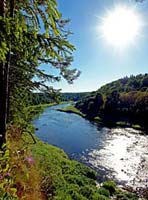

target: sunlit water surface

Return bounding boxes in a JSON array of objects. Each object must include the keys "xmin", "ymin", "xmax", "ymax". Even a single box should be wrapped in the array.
[{"xmin": 33, "ymin": 104, "xmax": 148, "ymax": 189}]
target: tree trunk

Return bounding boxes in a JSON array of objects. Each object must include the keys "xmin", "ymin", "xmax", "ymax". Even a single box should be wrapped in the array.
[
  {"xmin": 0, "ymin": 62, "xmax": 7, "ymax": 148},
  {"xmin": 6, "ymin": 0, "xmax": 14, "ymax": 123},
  {"xmin": 0, "ymin": 0, "xmax": 13, "ymax": 148},
  {"xmin": 0, "ymin": 0, "xmax": 6, "ymax": 148}
]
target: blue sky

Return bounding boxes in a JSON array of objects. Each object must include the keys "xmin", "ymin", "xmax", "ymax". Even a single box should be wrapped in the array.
[{"xmin": 47, "ymin": 0, "xmax": 148, "ymax": 92}]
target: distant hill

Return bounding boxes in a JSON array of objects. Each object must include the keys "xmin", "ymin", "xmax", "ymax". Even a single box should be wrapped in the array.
[
  {"xmin": 61, "ymin": 92, "xmax": 89, "ymax": 102},
  {"xmin": 75, "ymin": 74, "xmax": 148, "ymax": 130},
  {"xmin": 30, "ymin": 92, "xmax": 89, "ymax": 105},
  {"xmin": 98, "ymin": 73, "xmax": 148, "ymax": 94}
]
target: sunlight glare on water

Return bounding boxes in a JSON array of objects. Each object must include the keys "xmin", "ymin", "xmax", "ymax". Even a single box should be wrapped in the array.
[{"xmin": 86, "ymin": 128, "xmax": 148, "ymax": 188}]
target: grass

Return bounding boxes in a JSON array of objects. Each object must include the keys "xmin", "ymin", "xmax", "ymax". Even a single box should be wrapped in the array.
[
  {"xmin": 94, "ymin": 116, "xmax": 103, "ymax": 124},
  {"xmin": 57, "ymin": 105, "xmax": 84, "ymax": 117},
  {"xmin": 31, "ymin": 139, "xmax": 98, "ymax": 199},
  {"xmin": 131, "ymin": 124, "xmax": 141, "ymax": 130},
  {"xmin": 28, "ymin": 101, "xmax": 68, "ymax": 110},
  {"xmin": 0, "ymin": 124, "xmax": 99, "ymax": 200},
  {"xmin": 0, "ymin": 124, "xmax": 142, "ymax": 199},
  {"xmin": 30, "ymin": 136, "xmax": 141, "ymax": 200},
  {"xmin": 116, "ymin": 121, "xmax": 142, "ymax": 130},
  {"xmin": 116, "ymin": 121, "xmax": 129, "ymax": 126},
  {"xmin": 26, "ymin": 102, "xmax": 67, "ymax": 121},
  {"xmin": 28, "ymin": 103, "xmax": 57, "ymax": 108},
  {"xmin": 0, "ymin": 125, "xmax": 46, "ymax": 200}
]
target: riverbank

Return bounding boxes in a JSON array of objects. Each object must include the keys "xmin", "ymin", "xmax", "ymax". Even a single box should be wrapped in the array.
[
  {"xmin": 3, "ymin": 125, "xmax": 141, "ymax": 200},
  {"xmin": 32, "ymin": 132, "xmax": 148, "ymax": 199},
  {"xmin": 57, "ymin": 105, "xmax": 85, "ymax": 117},
  {"xmin": 27, "ymin": 102, "xmax": 68, "ymax": 121},
  {"xmin": 32, "ymin": 137, "xmax": 147, "ymax": 199},
  {"xmin": 58, "ymin": 105, "xmax": 145, "ymax": 131},
  {"xmin": 1, "ymin": 103, "xmax": 145, "ymax": 199}
]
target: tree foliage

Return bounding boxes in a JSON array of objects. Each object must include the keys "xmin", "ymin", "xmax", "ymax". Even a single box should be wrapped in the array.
[
  {"xmin": 76, "ymin": 74, "xmax": 148, "ymax": 129},
  {"xmin": 0, "ymin": 0, "xmax": 80, "ymax": 147}
]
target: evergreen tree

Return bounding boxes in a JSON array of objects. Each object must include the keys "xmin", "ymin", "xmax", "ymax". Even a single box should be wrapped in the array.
[{"xmin": 0, "ymin": 0, "xmax": 80, "ymax": 148}]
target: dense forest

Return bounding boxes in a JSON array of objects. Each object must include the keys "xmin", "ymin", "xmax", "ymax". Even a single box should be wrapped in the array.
[
  {"xmin": 75, "ymin": 74, "xmax": 148, "ymax": 129},
  {"xmin": 30, "ymin": 92, "xmax": 60, "ymax": 105},
  {"xmin": 99, "ymin": 74, "xmax": 148, "ymax": 94},
  {"xmin": 30, "ymin": 92, "xmax": 89, "ymax": 105},
  {"xmin": 60, "ymin": 92, "xmax": 89, "ymax": 102}
]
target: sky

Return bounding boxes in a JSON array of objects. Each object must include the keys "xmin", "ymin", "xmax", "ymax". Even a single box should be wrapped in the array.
[{"xmin": 45, "ymin": 0, "xmax": 148, "ymax": 92}]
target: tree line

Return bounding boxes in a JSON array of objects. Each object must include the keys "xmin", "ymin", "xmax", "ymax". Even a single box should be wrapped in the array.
[{"xmin": 75, "ymin": 74, "xmax": 148, "ymax": 129}]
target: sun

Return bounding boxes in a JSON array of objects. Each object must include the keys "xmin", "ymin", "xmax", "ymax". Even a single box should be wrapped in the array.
[{"xmin": 99, "ymin": 6, "xmax": 143, "ymax": 50}]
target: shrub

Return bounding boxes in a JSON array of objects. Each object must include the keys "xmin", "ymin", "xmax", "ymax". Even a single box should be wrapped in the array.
[
  {"xmin": 80, "ymin": 186, "xmax": 95, "ymax": 198},
  {"xmin": 86, "ymin": 170, "xmax": 97, "ymax": 180},
  {"xmin": 116, "ymin": 191, "xmax": 138, "ymax": 200},
  {"xmin": 97, "ymin": 187, "xmax": 110, "ymax": 197},
  {"xmin": 102, "ymin": 181, "xmax": 116, "ymax": 195},
  {"xmin": 91, "ymin": 193, "xmax": 109, "ymax": 200},
  {"xmin": 64, "ymin": 175, "xmax": 85, "ymax": 186}
]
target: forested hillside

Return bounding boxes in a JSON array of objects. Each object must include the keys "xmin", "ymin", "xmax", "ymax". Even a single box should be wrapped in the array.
[
  {"xmin": 76, "ymin": 74, "xmax": 148, "ymax": 129},
  {"xmin": 99, "ymin": 74, "xmax": 148, "ymax": 94}
]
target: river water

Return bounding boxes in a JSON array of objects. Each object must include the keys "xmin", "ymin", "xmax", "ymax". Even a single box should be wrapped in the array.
[{"xmin": 33, "ymin": 104, "xmax": 148, "ymax": 189}]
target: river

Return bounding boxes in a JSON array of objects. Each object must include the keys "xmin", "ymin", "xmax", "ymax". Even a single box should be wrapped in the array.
[{"xmin": 33, "ymin": 103, "xmax": 148, "ymax": 190}]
